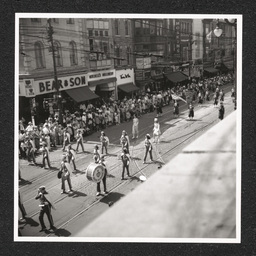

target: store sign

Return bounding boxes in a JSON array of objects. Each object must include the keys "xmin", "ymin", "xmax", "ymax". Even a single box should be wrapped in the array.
[
  {"xmin": 33, "ymin": 75, "xmax": 87, "ymax": 95},
  {"xmin": 136, "ymin": 57, "xmax": 151, "ymax": 69},
  {"xmin": 135, "ymin": 70, "xmax": 144, "ymax": 81},
  {"xmin": 19, "ymin": 79, "xmax": 36, "ymax": 97},
  {"xmin": 87, "ymin": 69, "xmax": 115, "ymax": 82},
  {"xmin": 116, "ymin": 69, "xmax": 134, "ymax": 85}
]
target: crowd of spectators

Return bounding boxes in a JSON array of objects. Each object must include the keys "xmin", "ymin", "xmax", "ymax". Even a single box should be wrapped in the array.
[{"xmin": 18, "ymin": 73, "xmax": 234, "ymax": 160}]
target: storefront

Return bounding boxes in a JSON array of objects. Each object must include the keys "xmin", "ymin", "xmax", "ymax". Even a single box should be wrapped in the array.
[
  {"xmin": 19, "ymin": 73, "xmax": 99, "ymax": 123},
  {"xmin": 164, "ymin": 71, "xmax": 189, "ymax": 88},
  {"xmin": 87, "ymin": 69, "xmax": 116, "ymax": 102},
  {"xmin": 116, "ymin": 68, "xmax": 138, "ymax": 100}
]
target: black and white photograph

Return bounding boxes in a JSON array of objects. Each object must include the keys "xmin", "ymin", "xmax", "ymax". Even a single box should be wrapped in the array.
[{"xmin": 15, "ymin": 13, "xmax": 242, "ymax": 242}]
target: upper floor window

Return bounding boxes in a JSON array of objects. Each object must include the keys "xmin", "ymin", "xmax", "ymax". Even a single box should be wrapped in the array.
[
  {"xmin": 125, "ymin": 20, "xmax": 129, "ymax": 35},
  {"xmin": 156, "ymin": 21, "xmax": 163, "ymax": 36},
  {"xmin": 31, "ymin": 18, "xmax": 41, "ymax": 23},
  {"xmin": 34, "ymin": 41, "xmax": 45, "ymax": 69},
  {"xmin": 69, "ymin": 41, "xmax": 78, "ymax": 66},
  {"xmin": 115, "ymin": 20, "xmax": 119, "ymax": 35},
  {"xmin": 67, "ymin": 18, "xmax": 74, "ymax": 24},
  {"xmin": 53, "ymin": 41, "xmax": 62, "ymax": 67}
]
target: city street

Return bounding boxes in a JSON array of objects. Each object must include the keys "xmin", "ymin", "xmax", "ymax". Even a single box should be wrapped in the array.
[{"xmin": 18, "ymin": 83, "xmax": 235, "ymax": 237}]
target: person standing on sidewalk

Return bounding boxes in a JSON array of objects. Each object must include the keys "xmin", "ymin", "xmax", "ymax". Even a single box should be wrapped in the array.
[
  {"xmin": 75, "ymin": 129, "xmax": 85, "ymax": 153},
  {"xmin": 188, "ymin": 103, "xmax": 194, "ymax": 120},
  {"xmin": 173, "ymin": 100, "xmax": 179, "ymax": 118},
  {"xmin": 219, "ymin": 102, "xmax": 225, "ymax": 120},
  {"xmin": 96, "ymin": 156, "xmax": 108, "ymax": 196},
  {"xmin": 153, "ymin": 118, "xmax": 161, "ymax": 144},
  {"xmin": 100, "ymin": 131, "xmax": 109, "ymax": 155},
  {"xmin": 121, "ymin": 148, "xmax": 130, "ymax": 180},
  {"xmin": 41, "ymin": 142, "xmax": 52, "ymax": 169},
  {"xmin": 60, "ymin": 158, "xmax": 73, "ymax": 194},
  {"xmin": 35, "ymin": 186, "xmax": 56, "ymax": 232},
  {"xmin": 132, "ymin": 114, "xmax": 139, "ymax": 139},
  {"xmin": 143, "ymin": 134, "xmax": 153, "ymax": 164}
]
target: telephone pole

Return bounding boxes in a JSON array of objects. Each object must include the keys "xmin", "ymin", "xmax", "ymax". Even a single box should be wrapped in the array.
[{"xmin": 47, "ymin": 18, "xmax": 63, "ymax": 124}]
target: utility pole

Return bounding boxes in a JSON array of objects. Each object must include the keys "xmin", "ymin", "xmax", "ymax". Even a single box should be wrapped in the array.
[{"xmin": 47, "ymin": 18, "xmax": 63, "ymax": 124}]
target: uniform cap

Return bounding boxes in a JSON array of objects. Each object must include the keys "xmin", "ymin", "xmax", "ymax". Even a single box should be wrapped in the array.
[{"xmin": 39, "ymin": 186, "xmax": 45, "ymax": 190}]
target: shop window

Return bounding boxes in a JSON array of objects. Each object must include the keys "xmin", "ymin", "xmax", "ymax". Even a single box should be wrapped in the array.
[
  {"xmin": 104, "ymin": 30, "xmax": 108, "ymax": 36},
  {"xmin": 94, "ymin": 20, "xmax": 99, "ymax": 29},
  {"xmin": 67, "ymin": 18, "xmax": 74, "ymax": 24},
  {"xmin": 53, "ymin": 41, "xmax": 62, "ymax": 67},
  {"xmin": 69, "ymin": 41, "xmax": 78, "ymax": 66},
  {"xmin": 34, "ymin": 41, "xmax": 45, "ymax": 69}
]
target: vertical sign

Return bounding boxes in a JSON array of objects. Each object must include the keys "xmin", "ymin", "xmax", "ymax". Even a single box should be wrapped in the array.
[{"xmin": 175, "ymin": 20, "xmax": 180, "ymax": 59}]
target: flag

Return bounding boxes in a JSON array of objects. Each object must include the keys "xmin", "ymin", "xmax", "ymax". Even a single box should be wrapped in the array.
[
  {"xmin": 206, "ymin": 31, "xmax": 213, "ymax": 43},
  {"xmin": 171, "ymin": 94, "xmax": 187, "ymax": 103}
]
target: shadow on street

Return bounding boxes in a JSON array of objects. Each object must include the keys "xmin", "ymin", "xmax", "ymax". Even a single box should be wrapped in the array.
[{"xmin": 99, "ymin": 192, "xmax": 125, "ymax": 207}]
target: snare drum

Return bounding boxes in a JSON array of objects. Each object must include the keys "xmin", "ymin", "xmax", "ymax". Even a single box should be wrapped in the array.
[{"xmin": 86, "ymin": 163, "xmax": 105, "ymax": 183}]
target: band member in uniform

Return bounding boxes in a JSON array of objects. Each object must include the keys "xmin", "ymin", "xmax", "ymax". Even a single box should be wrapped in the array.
[
  {"xmin": 66, "ymin": 144, "xmax": 77, "ymax": 172},
  {"xmin": 75, "ymin": 129, "xmax": 85, "ymax": 153},
  {"xmin": 60, "ymin": 157, "xmax": 73, "ymax": 194},
  {"xmin": 19, "ymin": 190, "xmax": 26, "ymax": 221},
  {"xmin": 153, "ymin": 118, "xmax": 161, "ymax": 144},
  {"xmin": 93, "ymin": 144, "xmax": 100, "ymax": 163},
  {"xmin": 25, "ymin": 136, "xmax": 36, "ymax": 165},
  {"xmin": 188, "ymin": 103, "xmax": 194, "ymax": 120},
  {"xmin": 100, "ymin": 131, "xmax": 109, "ymax": 155},
  {"xmin": 41, "ymin": 142, "xmax": 52, "ymax": 169},
  {"xmin": 143, "ymin": 134, "xmax": 153, "ymax": 164},
  {"xmin": 132, "ymin": 114, "xmax": 139, "ymax": 139},
  {"xmin": 62, "ymin": 128, "xmax": 70, "ymax": 152},
  {"xmin": 121, "ymin": 148, "xmax": 131, "ymax": 180},
  {"xmin": 219, "ymin": 102, "xmax": 225, "ymax": 120},
  {"xmin": 35, "ymin": 186, "xmax": 56, "ymax": 231},
  {"xmin": 96, "ymin": 155, "xmax": 108, "ymax": 196},
  {"xmin": 120, "ymin": 130, "xmax": 130, "ymax": 153}
]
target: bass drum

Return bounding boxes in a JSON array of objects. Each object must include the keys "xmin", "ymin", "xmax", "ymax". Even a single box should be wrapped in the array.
[{"xmin": 86, "ymin": 163, "xmax": 105, "ymax": 183}]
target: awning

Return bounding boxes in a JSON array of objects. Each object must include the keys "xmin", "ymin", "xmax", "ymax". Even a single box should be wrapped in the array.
[
  {"xmin": 203, "ymin": 67, "xmax": 219, "ymax": 74},
  {"xmin": 99, "ymin": 83, "xmax": 115, "ymax": 91},
  {"xmin": 66, "ymin": 86, "xmax": 99, "ymax": 103},
  {"xmin": 88, "ymin": 77, "xmax": 116, "ymax": 87},
  {"xmin": 165, "ymin": 72, "xmax": 189, "ymax": 83},
  {"xmin": 118, "ymin": 83, "xmax": 139, "ymax": 93}
]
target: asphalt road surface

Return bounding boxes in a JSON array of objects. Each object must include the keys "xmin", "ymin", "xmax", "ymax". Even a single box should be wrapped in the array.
[{"xmin": 18, "ymin": 83, "xmax": 235, "ymax": 237}]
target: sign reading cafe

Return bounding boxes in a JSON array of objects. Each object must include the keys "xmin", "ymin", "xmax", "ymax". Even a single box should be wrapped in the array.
[{"xmin": 27, "ymin": 75, "xmax": 87, "ymax": 96}]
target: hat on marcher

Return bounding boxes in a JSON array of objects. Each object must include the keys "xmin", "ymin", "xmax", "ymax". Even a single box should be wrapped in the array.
[
  {"xmin": 154, "ymin": 118, "xmax": 158, "ymax": 122},
  {"xmin": 39, "ymin": 186, "xmax": 46, "ymax": 191},
  {"xmin": 28, "ymin": 122, "xmax": 32, "ymax": 125},
  {"xmin": 146, "ymin": 134, "xmax": 151, "ymax": 139}
]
